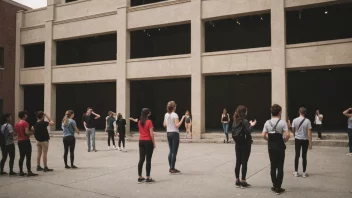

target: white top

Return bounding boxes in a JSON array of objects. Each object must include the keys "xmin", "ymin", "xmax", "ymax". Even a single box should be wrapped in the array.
[
  {"xmin": 315, "ymin": 114, "xmax": 323, "ymax": 125},
  {"xmin": 164, "ymin": 112, "xmax": 179, "ymax": 133}
]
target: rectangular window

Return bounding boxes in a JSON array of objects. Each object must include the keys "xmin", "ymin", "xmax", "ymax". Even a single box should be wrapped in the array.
[{"xmin": 0, "ymin": 47, "xmax": 4, "ymax": 69}]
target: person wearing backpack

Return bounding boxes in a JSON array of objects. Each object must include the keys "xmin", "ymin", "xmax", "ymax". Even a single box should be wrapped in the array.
[
  {"xmin": 262, "ymin": 104, "xmax": 290, "ymax": 195},
  {"xmin": 232, "ymin": 105, "xmax": 257, "ymax": 188},
  {"xmin": 0, "ymin": 113, "xmax": 17, "ymax": 175},
  {"xmin": 292, "ymin": 107, "xmax": 312, "ymax": 178}
]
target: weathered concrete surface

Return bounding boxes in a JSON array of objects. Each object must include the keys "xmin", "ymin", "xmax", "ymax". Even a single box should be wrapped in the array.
[{"xmin": 0, "ymin": 139, "xmax": 351, "ymax": 198}]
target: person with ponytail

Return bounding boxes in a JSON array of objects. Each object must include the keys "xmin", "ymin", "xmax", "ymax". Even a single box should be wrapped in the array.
[
  {"xmin": 232, "ymin": 105, "xmax": 257, "ymax": 188},
  {"xmin": 62, "ymin": 110, "xmax": 80, "ymax": 169},
  {"xmin": 131, "ymin": 108, "xmax": 155, "ymax": 183}
]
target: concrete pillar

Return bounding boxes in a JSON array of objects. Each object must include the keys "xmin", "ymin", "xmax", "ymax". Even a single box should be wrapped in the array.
[
  {"xmin": 191, "ymin": 0, "xmax": 205, "ymax": 139},
  {"xmin": 116, "ymin": 1, "xmax": 131, "ymax": 135},
  {"xmin": 44, "ymin": 4, "xmax": 56, "ymax": 130},
  {"xmin": 47, "ymin": 0, "xmax": 62, "ymax": 5},
  {"xmin": 271, "ymin": 0, "xmax": 287, "ymax": 120},
  {"xmin": 14, "ymin": 10, "xmax": 24, "ymax": 123}
]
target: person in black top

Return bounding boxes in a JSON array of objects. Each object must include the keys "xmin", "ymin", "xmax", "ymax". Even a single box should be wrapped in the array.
[
  {"xmin": 116, "ymin": 113, "xmax": 127, "ymax": 151},
  {"xmin": 105, "ymin": 111, "xmax": 117, "ymax": 150},
  {"xmin": 32, "ymin": 111, "xmax": 54, "ymax": 172},
  {"xmin": 221, "ymin": 108, "xmax": 230, "ymax": 143},
  {"xmin": 232, "ymin": 105, "xmax": 257, "ymax": 188},
  {"xmin": 82, "ymin": 107, "xmax": 100, "ymax": 152}
]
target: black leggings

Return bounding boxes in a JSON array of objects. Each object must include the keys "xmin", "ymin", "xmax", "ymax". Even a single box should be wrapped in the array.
[
  {"xmin": 295, "ymin": 139, "xmax": 309, "ymax": 172},
  {"xmin": 63, "ymin": 136, "xmax": 76, "ymax": 166},
  {"xmin": 316, "ymin": 124, "xmax": 322, "ymax": 139},
  {"xmin": 269, "ymin": 148, "xmax": 285, "ymax": 189},
  {"xmin": 1, "ymin": 144, "xmax": 15, "ymax": 173},
  {"xmin": 18, "ymin": 140, "xmax": 32, "ymax": 173},
  {"xmin": 118, "ymin": 135, "xmax": 125, "ymax": 148},
  {"xmin": 235, "ymin": 145, "xmax": 251, "ymax": 180},
  {"xmin": 138, "ymin": 140, "xmax": 154, "ymax": 177},
  {"xmin": 107, "ymin": 130, "xmax": 115, "ymax": 146}
]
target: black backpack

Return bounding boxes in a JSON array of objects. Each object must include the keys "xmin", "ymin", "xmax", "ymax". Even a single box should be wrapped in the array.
[{"xmin": 0, "ymin": 124, "xmax": 8, "ymax": 146}]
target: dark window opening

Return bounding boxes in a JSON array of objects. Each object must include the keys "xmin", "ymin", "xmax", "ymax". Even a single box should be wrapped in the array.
[
  {"xmin": 130, "ymin": 24, "xmax": 191, "ymax": 59},
  {"xmin": 130, "ymin": 78, "xmax": 191, "ymax": 131},
  {"xmin": 24, "ymin": 85, "xmax": 44, "ymax": 129},
  {"xmin": 205, "ymin": 13, "xmax": 271, "ymax": 52},
  {"xmin": 131, "ymin": 0, "xmax": 167, "ymax": 7},
  {"xmin": 56, "ymin": 33, "xmax": 117, "ymax": 65},
  {"xmin": 24, "ymin": 43, "xmax": 45, "ymax": 68},
  {"xmin": 205, "ymin": 73, "xmax": 271, "ymax": 132},
  {"xmin": 66, "ymin": 0, "xmax": 78, "ymax": 3},
  {"xmin": 287, "ymin": 67, "xmax": 352, "ymax": 131},
  {"xmin": 56, "ymin": 82, "xmax": 116, "ymax": 130},
  {"xmin": 286, "ymin": 3, "xmax": 352, "ymax": 44},
  {"xmin": 0, "ymin": 47, "xmax": 4, "ymax": 69}
]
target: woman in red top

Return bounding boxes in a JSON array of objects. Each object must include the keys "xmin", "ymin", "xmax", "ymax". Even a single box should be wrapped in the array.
[{"xmin": 130, "ymin": 108, "xmax": 155, "ymax": 183}]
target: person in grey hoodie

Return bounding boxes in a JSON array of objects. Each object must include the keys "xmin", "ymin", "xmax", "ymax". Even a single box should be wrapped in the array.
[{"xmin": 232, "ymin": 105, "xmax": 257, "ymax": 189}]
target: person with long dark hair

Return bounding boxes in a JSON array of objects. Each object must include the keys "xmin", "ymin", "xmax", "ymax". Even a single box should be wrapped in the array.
[
  {"xmin": 0, "ymin": 113, "xmax": 17, "ymax": 175},
  {"xmin": 221, "ymin": 108, "xmax": 230, "ymax": 143},
  {"xmin": 117, "ymin": 113, "xmax": 127, "ymax": 151},
  {"xmin": 131, "ymin": 108, "xmax": 155, "ymax": 183},
  {"xmin": 105, "ymin": 111, "xmax": 116, "ymax": 150},
  {"xmin": 314, "ymin": 109, "xmax": 323, "ymax": 140},
  {"xmin": 232, "ymin": 105, "xmax": 257, "ymax": 188},
  {"xmin": 164, "ymin": 101, "xmax": 185, "ymax": 174},
  {"xmin": 33, "ymin": 111, "xmax": 54, "ymax": 172},
  {"xmin": 62, "ymin": 110, "xmax": 80, "ymax": 169}
]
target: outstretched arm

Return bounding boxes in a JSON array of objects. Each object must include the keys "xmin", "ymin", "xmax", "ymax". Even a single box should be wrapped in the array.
[
  {"xmin": 129, "ymin": 117, "xmax": 138, "ymax": 123},
  {"xmin": 343, "ymin": 108, "xmax": 352, "ymax": 118}
]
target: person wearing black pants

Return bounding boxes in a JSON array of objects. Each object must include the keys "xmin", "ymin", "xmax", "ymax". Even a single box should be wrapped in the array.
[
  {"xmin": 232, "ymin": 105, "xmax": 257, "ymax": 188},
  {"xmin": 117, "ymin": 113, "xmax": 126, "ymax": 151},
  {"xmin": 1, "ymin": 113, "xmax": 17, "ymax": 175},
  {"xmin": 18, "ymin": 140, "xmax": 32, "ymax": 174},
  {"xmin": 61, "ymin": 110, "xmax": 80, "ymax": 169},
  {"xmin": 106, "ymin": 111, "xmax": 116, "ymax": 150},
  {"xmin": 294, "ymin": 139, "xmax": 309, "ymax": 174},
  {"xmin": 134, "ymin": 108, "xmax": 155, "ymax": 183},
  {"xmin": 262, "ymin": 104, "xmax": 290, "ymax": 195}
]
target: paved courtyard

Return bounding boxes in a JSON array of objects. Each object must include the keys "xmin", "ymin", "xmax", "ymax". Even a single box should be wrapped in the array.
[{"xmin": 0, "ymin": 139, "xmax": 351, "ymax": 198}]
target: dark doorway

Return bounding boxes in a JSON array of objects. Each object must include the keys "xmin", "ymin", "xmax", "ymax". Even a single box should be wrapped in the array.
[
  {"xmin": 205, "ymin": 13, "xmax": 271, "ymax": 52},
  {"xmin": 24, "ymin": 85, "xmax": 44, "ymax": 129},
  {"xmin": 287, "ymin": 67, "xmax": 352, "ymax": 131},
  {"xmin": 24, "ymin": 43, "xmax": 45, "ymax": 68},
  {"xmin": 205, "ymin": 73, "xmax": 271, "ymax": 132},
  {"xmin": 56, "ymin": 82, "xmax": 116, "ymax": 130},
  {"xmin": 56, "ymin": 33, "xmax": 117, "ymax": 65},
  {"xmin": 130, "ymin": 78, "xmax": 191, "ymax": 131}
]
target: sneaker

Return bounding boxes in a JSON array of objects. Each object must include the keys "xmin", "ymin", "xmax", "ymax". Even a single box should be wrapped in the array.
[
  {"xmin": 240, "ymin": 182, "xmax": 251, "ymax": 189},
  {"xmin": 302, "ymin": 172, "xmax": 309, "ymax": 178},
  {"xmin": 138, "ymin": 177, "xmax": 146, "ymax": 184},
  {"xmin": 19, "ymin": 172, "xmax": 26, "ymax": 177},
  {"xmin": 44, "ymin": 167, "xmax": 53, "ymax": 172},
  {"xmin": 235, "ymin": 180, "xmax": 241, "ymax": 188},
  {"xmin": 275, "ymin": 188, "xmax": 286, "ymax": 195},
  {"xmin": 0, "ymin": 172, "xmax": 8, "ymax": 175},
  {"xmin": 118, "ymin": 147, "xmax": 122, "ymax": 151},
  {"xmin": 93, "ymin": 149, "xmax": 98, "ymax": 152},
  {"xmin": 271, "ymin": 187, "xmax": 276, "ymax": 192},
  {"xmin": 170, "ymin": 169, "xmax": 181, "ymax": 174},
  {"xmin": 9, "ymin": 172, "xmax": 17, "ymax": 176},
  {"xmin": 293, "ymin": 172, "xmax": 299, "ymax": 177},
  {"xmin": 113, "ymin": 146, "xmax": 117, "ymax": 150},
  {"xmin": 71, "ymin": 165, "xmax": 78, "ymax": 169},
  {"xmin": 88, "ymin": 149, "xmax": 91, "ymax": 152},
  {"xmin": 37, "ymin": 166, "xmax": 44, "ymax": 171},
  {"xmin": 223, "ymin": 140, "xmax": 226, "ymax": 143},
  {"xmin": 27, "ymin": 172, "xmax": 38, "ymax": 177},
  {"xmin": 346, "ymin": 153, "xmax": 352, "ymax": 156},
  {"xmin": 145, "ymin": 178, "xmax": 155, "ymax": 183},
  {"xmin": 65, "ymin": 165, "xmax": 71, "ymax": 169}
]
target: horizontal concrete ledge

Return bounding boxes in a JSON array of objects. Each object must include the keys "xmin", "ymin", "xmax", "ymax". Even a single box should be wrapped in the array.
[
  {"xmin": 20, "ymin": 66, "xmax": 45, "ymax": 71},
  {"xmin": 52, "ymin": 60, "xmax": 116, "ymax": 69},
  {"xmin": 127, "ymin": 54, "xmax": 191, "ymax": 63},
  {"xmin": 128, "ymin": 0, "xmax": 191, "ymax": 12},
  {"xmin": 202, "ymin": 47, "xmax": 271, "ymax": 57},
  {"xmin": 286, "ymin": 38, "xmax": 352, "ymax": 49}
]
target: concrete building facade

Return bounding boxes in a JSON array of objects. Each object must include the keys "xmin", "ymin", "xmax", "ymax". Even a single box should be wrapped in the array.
[
  {"xmin": 0, "ymin": 0, "xmax": 30, "ymax": 121},
  {"xmin": 16, "ymin": 0, "xmax": 352, "ymax": 137}
]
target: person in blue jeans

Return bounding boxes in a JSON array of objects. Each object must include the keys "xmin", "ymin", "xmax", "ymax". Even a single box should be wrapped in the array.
[
  {"xmin": 221, "ymin": 108, "xmax": 230, "ymax": 143},
  {"xmin": 82, "ymin": 107, "xmax": 100, "ymax": 152},
  {"xmin": 343, "ymin": 107, "xmax": 352, "ymax": 156},
  {"xmin": 164, "ymin": 101, "xmax": 185, "ymax": 174}
]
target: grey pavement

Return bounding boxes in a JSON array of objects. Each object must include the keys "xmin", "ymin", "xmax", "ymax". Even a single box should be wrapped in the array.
[{"xmin": 0, "ymin": 139, "xmax": 351, "ymax": 198}]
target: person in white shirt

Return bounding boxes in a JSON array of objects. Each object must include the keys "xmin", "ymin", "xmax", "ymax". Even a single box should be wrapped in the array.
[
  {"xmin": 163, "ymin": 101, "xmax": 185, "ymax": 174},
  {"xmin": 314, "ymin": 109, "xmax": 323, "ymax": 140}
]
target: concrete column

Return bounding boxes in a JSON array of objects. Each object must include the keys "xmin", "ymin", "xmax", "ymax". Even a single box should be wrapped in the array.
[
  {"xmin": 44, "ymin": 4, "xmax": 56, "ymax": 130},
  {"xmin": 116, "ymin": 1, "xmax": 131, "ymax": 135},
  {"xmin": 47, "ymin": 0, "xmax": 62, "ymax": 5},
  {"xmin": 15, "ymin": 11, "xmax": 24, "ymax": 122},
  {"xmin": 191, "ymin": 0, "xmax": 205, "ymax": 139},
  {"xmin": 271, "ymin": 0, "xmax": 287, "ymax": 120}
]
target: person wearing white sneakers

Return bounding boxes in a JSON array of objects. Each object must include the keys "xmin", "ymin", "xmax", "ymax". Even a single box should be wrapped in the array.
[
  {"xmin": 117, "ymin": 113, "xmax": 127, "ymax": 152},
  {"xmin": 343, "ymin": 107, "xmax": 352, "ymax": 156},
  {"xmin": 105, "ymin": 111, "xmax": 117, "ymax": 150},
  {"xmin": 292, "ymin": 107, "xmax": 312, "ymax": 178}
]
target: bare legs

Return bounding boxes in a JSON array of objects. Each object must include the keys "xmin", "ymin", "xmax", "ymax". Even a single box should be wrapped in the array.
[{"xmin": 185, "ymin": 123, "xmax": 192, "ymax": 139}]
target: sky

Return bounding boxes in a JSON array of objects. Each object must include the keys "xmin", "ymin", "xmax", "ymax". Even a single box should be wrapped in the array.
[{"xmin": 13, "ymin": 0, "xmax": 47, "ymax": 9}]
